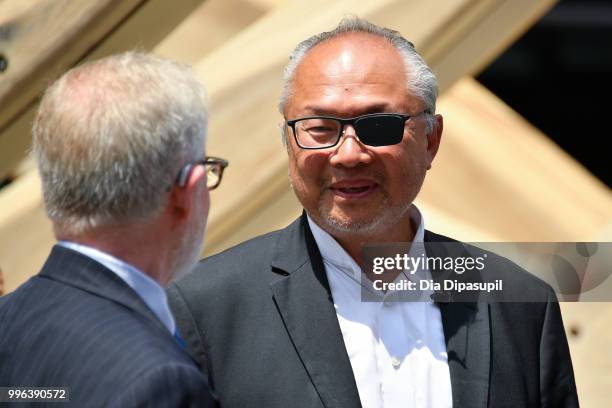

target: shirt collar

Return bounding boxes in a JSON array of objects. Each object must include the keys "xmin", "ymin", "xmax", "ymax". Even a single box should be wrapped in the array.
[
  {"xmin": 307, "ymin": 204, "xmax": 426, "ymax": 280},
  {"xmin": 57, "ymin": 241, "xmax": 176, "ymax": 334}
]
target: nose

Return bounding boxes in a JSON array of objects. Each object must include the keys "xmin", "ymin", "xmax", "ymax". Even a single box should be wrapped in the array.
[{"xmin": 329, "ymin": 124, "xmax": 373, "ymax": 168}]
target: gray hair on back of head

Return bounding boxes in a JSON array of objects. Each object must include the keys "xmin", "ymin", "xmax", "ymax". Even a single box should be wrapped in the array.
[
  {"xmin": 279, "ymin": 16, "xmax": 438, "ymax": 132},
  {"xmin": 33, "ymin": 51, "xmax": 208, "ymax": 234}
]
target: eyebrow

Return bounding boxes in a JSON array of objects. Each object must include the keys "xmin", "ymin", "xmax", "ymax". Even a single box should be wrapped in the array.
[{"xmin": 301, "ymin": 103, "xmax": 394, "ymax": 117}]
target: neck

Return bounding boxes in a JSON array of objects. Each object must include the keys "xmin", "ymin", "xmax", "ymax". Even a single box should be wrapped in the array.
[
  {"xmin": 330, "ymin": 216, "xmax": 415, "ymax": 270},
  {"xmin": 55, "ymin": 218, "xmax": 173, "ymax": 286}
]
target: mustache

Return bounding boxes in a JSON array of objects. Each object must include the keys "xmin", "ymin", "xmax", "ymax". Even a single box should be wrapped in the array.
[{"xmin": 320, "ymin": 169, "xmax": 386, "ymax": 189}]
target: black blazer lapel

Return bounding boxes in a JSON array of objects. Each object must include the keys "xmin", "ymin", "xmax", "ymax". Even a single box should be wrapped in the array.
[
  {"xmin": 40, "ymin": 245, "xmax": 171, "ymax": 336},
  {"xmin": 425, "ymin": 230, "xmax": 490, "ymax": 408},
  {"xmin": 270, "ymin": 215, "xmax": 362, "ymax": 408}
]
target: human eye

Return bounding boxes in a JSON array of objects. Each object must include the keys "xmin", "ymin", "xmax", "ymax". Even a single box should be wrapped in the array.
[
  {"xmin": 300, "ymin": 118, "xmax": 338, "ymax": 136},
  {"xmin": 205, "ymin": 164, "xmax": 219, "ymax": 176}
]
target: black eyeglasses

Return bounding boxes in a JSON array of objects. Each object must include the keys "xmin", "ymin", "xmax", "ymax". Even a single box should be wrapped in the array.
[
  {"xmin": 286, "ymin": 112, "xmax": 427, "ymax": 149},
  {"xmin": 177, "ymin": 156, "xmax": 229, "ymax": 190}
]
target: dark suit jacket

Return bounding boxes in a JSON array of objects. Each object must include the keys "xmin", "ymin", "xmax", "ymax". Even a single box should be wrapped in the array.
[
  {"xmin": 168, "ymin": 214, "xmax": 579, "ymax": 408},
  {"xmin": 0, "ymin": 245, "xmax": 216, "ymax": 408}
]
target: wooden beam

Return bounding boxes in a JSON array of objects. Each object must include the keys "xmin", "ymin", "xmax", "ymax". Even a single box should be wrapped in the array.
[
  {"xmin": 192, "ymin": 0, "xmax": 559, "ymax": 247},
  {"xmin": 204, "ymin": 77, "xmax": 612, "ymax": 254},
  {"xmin": 155, "ymin": 0, "xmax": 267, "ymax": 65},
  {"xmin": 4, "ymin": 76, "xmax": 610, "ymax": 292},
  {"xmin": 1, "ymin": 0, "xmax": 570, "ymax": 290},
  {"xmin": 0, "ymin": 169, "xmax": 53, "ymax": 292},
  {"xmin": 422, "ymin": 0, "xmax": 557, "ymax": 89},
  {"xmin": 0, "ymin": 0, "xmax": 205, "ymax": 179},
  {"xmin": 2, "ymin": 77, "xmax": 610, "ymax": 407},
  {"xmin": 242, "ymin": 0, "xmax": 286, "ymax": 10},
  {"xmin": 559, "ymin": 302, "xmax": 612, "ymax": 408},
  {"xmin": 0, "ymin": 0, "xmax": 140, "ymax": 178},
  {"xmin": 421, "ymin": 77, "xmax": 612, "ymax": 241}
]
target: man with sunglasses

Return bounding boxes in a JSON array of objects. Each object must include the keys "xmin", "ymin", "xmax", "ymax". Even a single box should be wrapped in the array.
[
  {"xmin": 0, "ymin": 52, "xmax": 227, "ymax": 407},
  {"xmin": 169, "ymin": 18, "xmax": 578, "ymax": 408}
]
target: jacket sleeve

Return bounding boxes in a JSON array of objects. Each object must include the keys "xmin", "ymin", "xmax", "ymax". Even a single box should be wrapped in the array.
[
  {"xmin": 539, "ymin": 291, "xmax": 580, "ymax": 407},
  {"xmin": 107, "ymin": 362, "xmax": 216, "ymax": 408}
]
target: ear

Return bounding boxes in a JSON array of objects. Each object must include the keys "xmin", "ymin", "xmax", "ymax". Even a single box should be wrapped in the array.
[
  {"xmin": 279, "ymin": 121, "xmax": 291, "ymax": 154},
  {"xmin": 426, "ymin": 114, "xmax": 443, "ymax": 170},
  {"xmin": 169, "ymin": 164, "xmax": 207, "ymax": 220}
]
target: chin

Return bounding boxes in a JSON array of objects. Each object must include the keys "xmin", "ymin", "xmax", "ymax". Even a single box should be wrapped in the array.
[
  {"xmin": 317, "ymin": 204, "xmax": 402, "ymax": 237},
  {"xmin": 320, "ymin": 211, "xmax": 389, "ymax": 235},
  {"xmin": 323, "ymin": 215, "xmax": 385, "ymax": 235}
]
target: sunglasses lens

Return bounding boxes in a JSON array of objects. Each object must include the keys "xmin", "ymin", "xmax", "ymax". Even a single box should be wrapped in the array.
[{"xmin": 355, "ymin": 115, "xmax": 405, "ymax": 146}]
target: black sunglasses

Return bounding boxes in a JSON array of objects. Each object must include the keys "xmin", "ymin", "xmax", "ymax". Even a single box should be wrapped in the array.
[{"xmin": 286, "ymin": 112, "xmax": 427, "ymax": 149}]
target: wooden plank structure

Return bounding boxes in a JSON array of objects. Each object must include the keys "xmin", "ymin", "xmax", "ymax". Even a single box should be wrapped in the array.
[
  {"xmin": 0, "ymin": 0, "xmax": 206, "ymax": 285},
  {"xmin": 1, "ymin": 0, "xmax": 611, "ymax": 405},
  {"xmin": 0, "ymin": 0, "xmax": 204, "ymax": 179}
]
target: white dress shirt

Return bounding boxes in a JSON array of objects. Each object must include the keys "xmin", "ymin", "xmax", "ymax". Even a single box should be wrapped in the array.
[
  {"xmin": 307, "ymin": 206, "xmax": 453, "ymax": 408},
  {"xmin": 58, "ymin": 241, "xmax": 176, "ymax": 335}
]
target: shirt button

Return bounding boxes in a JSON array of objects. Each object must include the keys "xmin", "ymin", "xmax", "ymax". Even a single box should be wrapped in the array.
[{"xmin": 391, "ymin": 356, "xmax": 401, "ymax": 368}]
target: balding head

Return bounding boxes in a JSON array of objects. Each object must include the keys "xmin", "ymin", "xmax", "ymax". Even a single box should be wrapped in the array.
[
  {"xmin": 279, "ymin": 17, "xmax": 438, "ymax": 132},
  {"xmin": 33, "ymin": 52, "xmax": 208, "ymax": 234},
  {"xmin": 278, "ymin": 19, "xmax": 444, "ymax": 260},
  {"xmin": 285, "ymin": 32, "xmax": 416, "ymax": 120}
]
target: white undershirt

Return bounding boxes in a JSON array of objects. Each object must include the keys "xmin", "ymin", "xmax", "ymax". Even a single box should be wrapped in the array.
[{"xmin": 307, "ymin": 206, "xmax": 453, "ymax": 408}]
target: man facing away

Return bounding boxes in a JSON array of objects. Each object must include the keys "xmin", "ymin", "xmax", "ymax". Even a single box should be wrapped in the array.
[
  {"xmin": 168, "ymin": 18, "xmax": 579, "ymax": 408},
  {"xmin": 0, "ymin": 52, "xmax": 228, "ymax": 407}
]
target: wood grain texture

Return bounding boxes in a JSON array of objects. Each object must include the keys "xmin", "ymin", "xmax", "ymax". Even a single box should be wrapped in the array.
[
  {"xmin": 423, "ymin": 77, "xmax": 612, "ymax": 241},
  {"xmin": 0, "ymin": 0, "xmax": 141, "ymax": 177},
  {"xmin": 0, "ymin": 0, "xmax": 204, "ymax": 179},
  {"xmin": 189, "ymin": 0, "xmax": 560, "ymax": 245},
  {"xmin": 0, "ymin": 2, "xmax": 610, "ymax": 402},
  {"xmin": 1, "ymin": 0, "xmax": 582, "ymax": 290},
  {"xmin": 560, "ymin": 302, "xmax": 612, "ymax": 407},
  {"xmin": 155, "ymin": 0, "xmax": 267, "ymax": 64},
  {"xmin": 3, "ymin": 77, "xmax": 610, "ymax": 291}
]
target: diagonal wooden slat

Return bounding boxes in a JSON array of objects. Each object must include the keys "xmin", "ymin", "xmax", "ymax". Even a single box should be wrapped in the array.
[
  {"xmin": 1, "ymin": 2, "xmax": 609, "ymax": 401},
  {"xmin": 2, "ymin": 75, "xmax": 609, "ymax": 407},
  {"xmin": 204, "ymin": 77, "xmax": 612, "ymax": 254},
  {"xmin": 558, "ymin": 302, "xmax": 612, "ymax": 408},
  {"xmin": 1, "ymin": 0, "xmax": 565, "ymax": 290},
  {"xmin": 194, "ymin": 0, "xmax": 559, "ymax": 248},
  {"xmin": 421, "ymin": 77, "xmax": 612, "ymax": 241},
  {"xmin": 0, "ymin": 0, "xmax": 205, "ymax": 179},
  {"xmin": 155, "ymin": 0, "xmax": 268, "ymax": 65}
]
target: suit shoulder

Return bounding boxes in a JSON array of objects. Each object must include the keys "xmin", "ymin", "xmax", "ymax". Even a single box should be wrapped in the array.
[
  {"xmin": 206, "ymin": 228, "xmax": 282, "ymax": 266},
  {"xmin": 426, "ymin": 229, "xmax": 555, "ymax": 298},
  {"xmin": 0, "ymin": 278, "xmax": 201, "ymax": 399},
  {"xmin": 476, "ymin": 245, "xmax": 553, "ymax": 296},
  {"xmin": 174, "ymin": 228, "xmax": 284, "ymax": 290}
]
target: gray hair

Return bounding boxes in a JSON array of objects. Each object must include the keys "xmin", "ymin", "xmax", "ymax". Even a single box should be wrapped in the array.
[
  {"xmin": 33, "ymin": 51, "xmax": 208, "ymax": 233},
  {"xmin": 279, "ymin": 17, "xmax": 438, "ymax": 132}
]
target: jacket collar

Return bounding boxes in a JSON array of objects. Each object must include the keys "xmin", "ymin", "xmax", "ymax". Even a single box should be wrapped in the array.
[
  {"xmin": 40, "ymin": 245, "xmax": 172, "ymax": 337},
  {"xmin": 270, "ymin": 215, "xmax": 490, "ymax": 408},
  {"xmin": 270, "ymin": 214, "xmax": 363, "ymax": 408}
]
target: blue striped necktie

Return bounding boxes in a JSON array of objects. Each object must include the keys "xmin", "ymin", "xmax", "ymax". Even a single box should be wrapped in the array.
[{"xmin": 174, "ymin": 330, "xmax": 186, "ymax": 350}]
